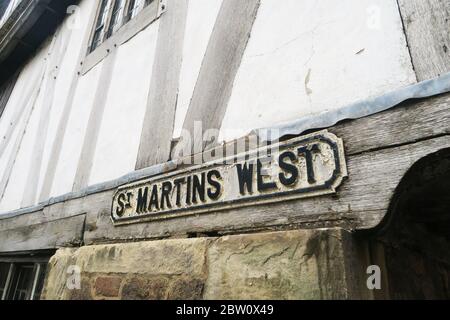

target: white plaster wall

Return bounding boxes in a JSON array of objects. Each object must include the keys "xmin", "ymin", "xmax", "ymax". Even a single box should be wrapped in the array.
[
  {"xmin": 37, "ymin": 0, "xmax": 97, "ymax": 199},
  {"xmin": 219, "ymin": 0, "xmax": 417, "ymax": 141},
  {"xmin": 0, "ymin": 73, "xmax": 28, "ymax": 139},
  {"xmin": 49, "ymin": 62, "xmax": 102, "ymax": 198},
  {"xmin": 88, "ymin": 21, "xmax": 160, "ymax": 185},
  {"xmin": 0, "ymin": 0, "xmax": 423, "ymax": 214},
  {"xmin": 0, "ymin": 0, "xmax": 99, "ymax": 209},
  {"xmin": 1, "ymin": 90, "xmax": 45, "ymax": 211},
  {"xmin": 173, "ymin": 0, "xmax": 223, "ymax": 138},
  {"xmin": 0, "ymin": 123, "xmax": 20, "ymax": 187},
  {"xmin": 0, "ymin": 44, "xmax": 51, "ymax": 211},
  {"xmin": 0, "ymin": 49, "xmax": 43, "ymax": 149}
]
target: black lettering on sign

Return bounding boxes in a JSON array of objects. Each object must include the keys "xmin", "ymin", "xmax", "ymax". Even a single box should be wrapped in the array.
[
  {"xmin": 116, "ymin": 193, "xmax": 126, "ymax": 217},
  {"xmin": 257, "ymin": 159, "xmax": 277, "ymax": 192},
  {"xmin": 207, "ymin": 170, "xmax": 222, "ymax": 200},
  {"xmin": 236, "ymin": 162, "xmax": 254, "ymax": 195},
  {"xmin": 298, "ymin": 144, "xmax": 321, "ymax": 184},
  {"xmin": 149, "ymin": 184, "xmax": 159, "ymax": 211},
  {"xmin": 192, "ymin": 173, "xmax": 206, "ymax": 203},
  {"xmin": 126, "ymin": 192, "xmax": 133, "ymax": 208},
  {"xmin": 137, "ymin": 187, "xmax": 148, "ymax": 213},
  {"xmin": 111, "ymin": 131, "xmax": 348, "ymax": 225},
  {"xmin": 174, "ymin": 177, "xmax": 185, "ymax": 206},
  {"xmin": 186, "ymin": 176, "xmax": 192, "ymax": 205},
  {"xmin": 278, "ymin": 151, "xmax": 298, "ymax": 186},
  {"xmin": 160, "ymin": 182, "xmax": 172, "ymax": 209}
]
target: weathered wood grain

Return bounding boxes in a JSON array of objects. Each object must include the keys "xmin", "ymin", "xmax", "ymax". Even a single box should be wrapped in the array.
[
  {"xmin": 1, "ymin": 94, "xmax": 449, "ymax": 247},
  {"xmin": 83, "ymin": 134, "xmax": 450, "ymax": 244},
  {"xmin": 0, "ymin": 214, "xmax": 85, "ymax": 252},
  {"xmin": 0, "ymin": 189, "xmax": 113, "ymax": 233},
  {"xmin": 200, "ymin": 93, "xmax": 450, "ymax": 166},
  {"xmin": 176, "ymin": 0, "xmax": 260, "ymax": 157},
  {"xmin": 0, "ymin": 208, "xmax": 43, "ymax": 232},
  {"xmin": 135, "ymin": 0, "xmax": 188, "ymax": 170},
  {"xmin": 329, "ymin": 93, "xmax": 450, "ymax": 155},
  {"xmin": 398, "ymin": 0, "xmax": 450, "ymax": 81}
]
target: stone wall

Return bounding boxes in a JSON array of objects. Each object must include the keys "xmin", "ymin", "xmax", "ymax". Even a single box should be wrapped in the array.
[{"xmin": 41, "ymin": 228, "xmax": 373, "ymax": 300}]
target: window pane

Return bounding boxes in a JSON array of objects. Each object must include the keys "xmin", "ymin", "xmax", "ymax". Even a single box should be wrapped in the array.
[
  {"xmin": 124, "ymin": 0, "xmax": 136, "ymax": 22},
  {"xmin": 9, "ymin": 264, "xmax": 35, "ymax": 300},
  {"xmin": 90, "ymin": 0, "xmax": 112, "ymax": 52},
  {"xmin": 107, "ymin": 0, "xmax": 125, "ymax": 38},
  {"xmin": 0, "ymin": 262, "xmax": 11, "ymax": 299},
  {"xmin": 33, "ymin": 264, "xmax": 47, "ymax": 300},
  {"xmin": 126, "ymin": 0, "xmax": 148, "ymax": 21},
  {"xmin": 144, "ymin": 0, "xmax": 154, "ymax": 7},
  {"xmin": 95, "ymin": 0, "xmax": 111, "ymax": 29},
  {"xmin": 91, "ymin": 28, "xmax": 104, "ymax": 52}
]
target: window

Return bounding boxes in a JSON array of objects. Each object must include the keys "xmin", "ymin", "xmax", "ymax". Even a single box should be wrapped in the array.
[
  {"xmin": 0, "ymin": 260, "xmax": 49, "ymax": 300},
  {"xmin": 106, "ymin": 0, "xmax": 125, "ymax": 39},
  {"xmin": 0, "ymin": 263, "xmax": 11, "ymax": 298},
  {"xmin": 125, "ymin": 0, "xmax": 152, "ymax": 22},
  {"xmin": 89, "ymin": 0, "xmax": 156, "ymax": 53},
  {"xmin": 90, "ymin": 0, "xmax": 111, "ymax": 53}
]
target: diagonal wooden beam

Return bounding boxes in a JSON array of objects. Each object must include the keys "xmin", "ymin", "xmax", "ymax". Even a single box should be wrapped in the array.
[{"xmin": 135, "ymin": 0, "xmax": 189, "ymax": 169}]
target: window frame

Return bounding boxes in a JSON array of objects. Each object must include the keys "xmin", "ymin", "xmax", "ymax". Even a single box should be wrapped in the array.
[
  {"xmin": 106, "ymin": 0, "xmax": 126, "ymax": 39},
  {"xmin": 0, "ymin": 252, "xmax": 52, "ymax": 301},
  {"xmin": 124, "ymin": 0, "xmax": 137, "ymax": 23},
  {"xmin": 82, "ymin": 0, "xmax": 164, "ymax": 75},
  {"xmin": 87, "ymin": 0, "xmax": 161, "ymax": 54},
  {"xmin": 89, "ymin": 0, "xmax": 112, "ymax": 53}
]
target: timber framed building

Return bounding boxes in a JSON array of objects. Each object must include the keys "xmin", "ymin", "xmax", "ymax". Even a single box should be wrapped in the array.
[{"xmin": 0, "ymin": 0, "xmax": 449, "ymax": 300}]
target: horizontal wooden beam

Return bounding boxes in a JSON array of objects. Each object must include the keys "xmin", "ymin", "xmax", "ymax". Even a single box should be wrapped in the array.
[
  {"xmin": 0, "ymin": 214, "xmax": 85, "ymax": 253},
  {"xmin": 329, "ymin": 93, "xmax": 450, "ymax": 156},
  {"xmin": 0, "ymin": 93, "xmax": 449, "ymax": 248},
  {"xmin": 83, "ymin": 134, "xmax": 450, "ymax": 245}
]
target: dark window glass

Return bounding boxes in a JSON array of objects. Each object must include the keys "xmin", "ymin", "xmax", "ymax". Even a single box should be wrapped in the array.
[
  {"xmin": 90, "ymin": 0, "xmax": 111, "ymax": 52},
  {"xmin": 0, "ymin": 262, "xmax": 11, "ymax": 299},
  {"xmin": 107, "ymin": 0, "xmax": 125, "ymax": 38},
  {"xmin": 90, "ymin": 0, "xmax": 156, "ymax": 53},
  {"xmin": 1, "ymin": 262, "xmax": 48, "ymax": 300},
  {"xmin": 126, "ymin": 0, "xmax": 153, "ymax": 22},
  {"xmin": 9, "ymin": 264, "xmax": 35, "ymax": 300},
  {"xmin": 125, "ymin": 0, "xmax": 136, "ymax": 22},
  {"xmin": 33, "ymin": 264, "xmax": 47, "ymax": 300}
]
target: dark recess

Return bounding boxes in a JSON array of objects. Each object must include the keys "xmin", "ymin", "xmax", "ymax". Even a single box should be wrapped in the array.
[{"xmin": 0, "ymin": 0, "xmax": 79, "ymax": 86}]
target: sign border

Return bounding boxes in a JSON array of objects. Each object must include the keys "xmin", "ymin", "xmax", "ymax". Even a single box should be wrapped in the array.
[{"xmin": 111, "ymin": 130, "xmax": 348, "ymax": 226}]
